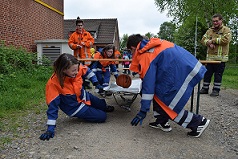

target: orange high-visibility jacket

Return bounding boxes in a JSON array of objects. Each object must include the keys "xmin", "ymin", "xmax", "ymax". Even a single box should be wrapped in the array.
[
  {"xmin": 114, "ymin": 50, "xmax": 121, "ymax": 64},
  {"xmin": 93, "ymin": 51, "xmax": 118, "ymax": 67},
  {"xmin": 130, "ymin": 38, "xmax": 206, "ymax": 119},
  {"xmin": 45, "ymin": 64, "xmax": 99, "ymax": 125},
  {"xmin": 68, "ymin": 29, "xmax": 94, "ymax": 65}
]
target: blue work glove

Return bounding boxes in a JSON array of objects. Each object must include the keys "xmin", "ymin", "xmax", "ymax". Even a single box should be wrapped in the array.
[
  {"xmin": 39, "ymin": 125, "xmax": 55, "ymax": 141},
  {"xmin": 114, "ymin": 74, "xmax": 118, "ymax": 79},
  {"xmin": 96, "ymin": 84, "xmax": 104, "ymax": 92},
  {"xmin": 131, "ymin": 111, "xmax": 147, "ymax": 126}
]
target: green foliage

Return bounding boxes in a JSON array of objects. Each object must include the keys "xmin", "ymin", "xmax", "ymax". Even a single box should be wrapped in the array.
[
  {"xmin": 158, "ymin": 22, "xmax": 176, "ymax": 42},
  {"xmin": 154, "ymin": 0, "xmax": 237, "ymax": 63},
  {"xmin": 120, "ymin": 34, "xmax": 129, "ymax": 51},
  {"xmin": 154, "ymin": 0, "xmax": 238, "ymax": 26},
  {"xmin": 0, "ymin": 44, "xmax": 52, "ymax": 115},
  {"xmin": 144, "ymin": 32, "xmax": 157, "ymax": 39},
  {"xmin": 0, "ymin": 67, "xmax": 52, "ymax": 114},
  {"xmin": 0, "ymin": 43, "xmax": 38, "ymax": 74},
  {"xmin": 0, "ymin": 44, "xmax": 53, "ymax": 148},
  {"xmin": 174, "ymin": 17, "xmax": 207, "ymax": 60},
  {"xmin": 222, "ymin": 64, "xmax": 238, "ymax": 89}
]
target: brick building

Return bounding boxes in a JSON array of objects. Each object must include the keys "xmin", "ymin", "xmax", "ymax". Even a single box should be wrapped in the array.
[{"xmin": 0, "ymin": 0, "xmax": 64, "ymax": 52}]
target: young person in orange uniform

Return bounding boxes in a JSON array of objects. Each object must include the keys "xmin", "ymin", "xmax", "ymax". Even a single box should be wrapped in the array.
[
  {"xmin": 114, "ymin": 49, "xmax": 121, "ymax": 71},
  {"xmin": 91, "ymin": 44, "xmax": 118, "ymax": 96},
  {"xmin": 39, "ymin": 53, "xmax": 114, "ymax": 141},
  {"xmin": 68, "ymin": 17, "xmax": 94, "ymax": 65},
  {"xmin": 68, "ymin": 17, "xmax": 95, "ymax": 89},
  {"xmin": 127, "ymin": 34, "xmax": 210, "ymax": 138}
]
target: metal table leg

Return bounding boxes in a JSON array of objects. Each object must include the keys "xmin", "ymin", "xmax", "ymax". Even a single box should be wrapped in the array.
[
  {"xmin": 196, "ymin": 81, "xmax": 201, "ymax": 114},
  {"xmin": 190, "ymin": 81, "xmax": 201, "ymax": 114}
]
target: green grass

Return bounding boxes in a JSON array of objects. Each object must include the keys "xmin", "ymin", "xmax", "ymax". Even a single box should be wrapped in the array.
[
  {"xmin": 222, "ymin": 64, "xmax": 238, "ymax": 89},
  {"xmin": 0, "ymin": 67, "xmax": 52, "ymax": 114},
  {"xmin": 0, "ymin": 66, "xmax": 52, "ymax": 148}
]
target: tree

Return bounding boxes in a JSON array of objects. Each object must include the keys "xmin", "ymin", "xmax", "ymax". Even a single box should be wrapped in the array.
[
  {"xmin": 154, "ymin": 0, "xmax": 238, "ymax": 27},
  {"xmin": 174, "ymin": 17, "xmax": 207, "ymax": 60},
  {"xmin": 158, "ymin": 22, "xmax": 176, "ymax": 42},
  {"xmin": 144, "ymin": 32, "xmax": 157, "ymax": 39},
  {"xmin": 227, "ymin": 17, "xmax": 238, "ymax": 63},
  {"xmin": 120, "ymin": 34, "xmax": 129, "ymax": 51},
  {"xmin": 154, "ymin": 0, "xmax": 238, "ymax": 62}
]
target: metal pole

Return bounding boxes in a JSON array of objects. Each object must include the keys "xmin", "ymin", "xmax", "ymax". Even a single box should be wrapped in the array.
[{"xmin": 194, "ymin": 16, "xmax": 198, "ymax": 58}]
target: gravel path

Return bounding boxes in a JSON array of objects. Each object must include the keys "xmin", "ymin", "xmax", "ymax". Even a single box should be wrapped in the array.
[{"xmin": 1, "ymin": 82, "xmax": 238, "ymax": 159}]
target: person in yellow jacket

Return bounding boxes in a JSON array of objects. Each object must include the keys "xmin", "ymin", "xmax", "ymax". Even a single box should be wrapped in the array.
[
  {"xmin": 200, "ymin": 14, "xmax": 232, "ymax": 96},
  {"xmin": 68, "ymin": 17, "xmax": 94, "ymax": 66},
  {"xmin": 90, "ymin": 48, "xmax": 96, "ymax": 58}
]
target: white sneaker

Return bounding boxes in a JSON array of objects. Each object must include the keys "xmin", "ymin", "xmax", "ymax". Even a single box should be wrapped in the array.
[{"xmin": 149, "ymin": 122, "xmax": 172, "ymax": 132}]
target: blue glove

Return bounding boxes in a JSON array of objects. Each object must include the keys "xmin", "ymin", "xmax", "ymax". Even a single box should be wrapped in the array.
[
  {"xmin": 96, "ymin": 84, "xmax": 104, "ymax": 92},
  {"xmin": 39, "ymin": 125, "xmax": 55, "ymax": 141},
  {"xmin": 114, "ymin": 74, "xmax": 118, "ymax": 79},
  {"xmin": 131, "ymin": 111, "xmax": 147, "ymax": 126}
]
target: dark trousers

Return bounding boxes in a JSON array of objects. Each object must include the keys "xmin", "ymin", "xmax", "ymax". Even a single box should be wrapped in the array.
[
  {"xmin": 75, "ymin": 92, "xmax": 107, "ymax": 123},
  {"xmin": 123, "ymin": 64, "xmax": 130, "ymax": 74},
  {"xmin": 202, "ymin": 62, "xmax": 226, "ymax": 92},
  {"xmin": 152, "ymin": 99, "xmax": 203, "ymax": 129}
]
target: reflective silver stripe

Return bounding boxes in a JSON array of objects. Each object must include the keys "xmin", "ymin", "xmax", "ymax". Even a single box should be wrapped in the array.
[
  {"xmin": 203, "ymin": 82, "xmax": 210, "ymax": 85},
  {"xmin": 142, "ymin": 94, "xmax": 154, "ymax": 100},
  {"xmin": 70, "ymin": 90, "xmax": 87, "ymax": 117},
  {"xmin": 47, "ymin": 119, "xmax": 56, "ymax": 125},
  {"xmin": 82, "ymin": 90, "xmax": 86, "ymax": 100},
  {"xmin": 213, "ymin": 85, "xmax": 221, "ymax": 89},
  {"xmin": 70, "ymin": 103, "xmax": 86, "ymax": 117},
  {"xmin": 203, "ymin": 86, "xmax": 209, "ymax": 89},
  {"xmin": 85, "ymin": 61, "xmax": 91, "ymax": 65},
  {"xmin": 97, "ymin": 68, "xmax": 102, "ymax": 71},
  {"xmin": 214, "ymin": 82, "xmax": 221, "ymax": 86},
  {"xmin": 174, "ymin": 109, "xmax": 185, "ymax": 123},
  {"xmin": 102, "ymin": 82, "xmax": 109, "ymax": 86},
  {"xmin": 181, "ymin": 111, "xmax": 193, "ymax": 128},
  {"xmin": 112, "ymin": 72, "xmax": 118, "ymax": 75},
  {"xmin": 92, "ymin": 68, "xmax": 97, "ymax": 72},
  {"xmin": 86, "ymin": 71, "xmax": 95, "ymax": 79},
  {"xmin": 169, "ymin": 62, "xmax": 202, "ymax": 110}
]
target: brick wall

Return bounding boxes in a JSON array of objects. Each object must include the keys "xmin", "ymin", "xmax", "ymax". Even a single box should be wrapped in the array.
[{"xmin": 0, "ymin": 0, "xmax": 64, "ymax": 52}]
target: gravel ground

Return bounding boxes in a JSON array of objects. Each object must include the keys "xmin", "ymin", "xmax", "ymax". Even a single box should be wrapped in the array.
[{"xmin": 1, "ymin": 77, "xmax": 238, "ymax": 159}]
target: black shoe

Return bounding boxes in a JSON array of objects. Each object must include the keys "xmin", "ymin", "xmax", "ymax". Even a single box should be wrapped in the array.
[
  {"xmin": 98, "ymin": 90, "xmax": 106, "ymax": 98},
  {"xmin": 187, "ymin": 117, "xmax": 210, "ymax": 138},
  {"xmin": 105, "ymin": 91, "xmax": 112, "ymax": 96},
  {"xmin": 199, "ymin": 88, "xmax": 208, "ymax": 94},
  {"xmin": 149, "ymin": 122, "xmax": 172, "ymax": 132},
  {"xmin": 210, "ymin": 90, "xmax": 219, "ymax": 97},
  {"xmin": 105, "ymin": 105, "xmax": 114, "ymax": 112}
]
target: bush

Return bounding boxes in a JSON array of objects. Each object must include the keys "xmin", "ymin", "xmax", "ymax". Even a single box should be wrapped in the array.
[
  {"xmin": 0, "ymin": 42, "xmax": 37, "ymax": 74},
  {"xmin": 0, "ymin": 43, "xmax": 53, "ymax": 115}
]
